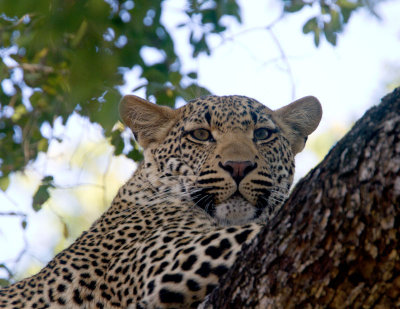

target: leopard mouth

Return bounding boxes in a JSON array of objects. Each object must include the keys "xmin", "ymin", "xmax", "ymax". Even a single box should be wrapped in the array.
[{"xmin": 191, "ymin": 189, "xmax": 268, "ymax": 224}]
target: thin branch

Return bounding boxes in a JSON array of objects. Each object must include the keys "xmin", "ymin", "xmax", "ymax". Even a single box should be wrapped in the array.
[
  {"xmin": 21, "ymin": 111, "xmax": 39, "ymax": 164},
  {"xmin": 0, "ymin": 211, "xmax": 29, "ymax": 282},
  {"xmin": 8, "ymin": 63, "xmax": 55, "ymax": 74},
  {"xmin": 13, "ymin": 231, "xmax": 29, "ymax": 267},
  {"xmin": 8, "ymin": 94, "xmax": 18, "ymax": 109},
  {"xmin": 217, "ymin": 25, "xmax": 270, "ymax": 46},
  {"xmin": 0, "ymin": 192, "xmax": 19, "ymax": 208},
  {"xmin": 218, "ymin": 12, "xmax": 285, "ymax": 46},
  {"xmin": 266, "ymin": 27, "xmax": 296, "ymax": 99},
  {"xmin": 208, "ymin": 12, "xmax": 296, "ymax": 99},
  {"xmin": 0, "ymin": 211, "xmax": 27, "ymax": 217},
  {"xmin": 0, "ymin": 263, "xmax": 13, "ymax": 278},
  {"xmin": 0, "ymin": 14, "xmax": 33, "ymax": 30}
]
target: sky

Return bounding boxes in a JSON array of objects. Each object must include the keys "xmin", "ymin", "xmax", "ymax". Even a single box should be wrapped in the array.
[
  {"xmin": 120, "ymin": 0, "xmax": 400, "ymax": 176},
  {"xmin": 1, "ymin": 0, "xmax": 400, "ymax": 279},
  {"xmin": 164, "ymin": 0, "xmax": 400, "ymax": 127},
  {"xmin": 164, "ymin": 0, "xmax": 400, "ymax": 176}
]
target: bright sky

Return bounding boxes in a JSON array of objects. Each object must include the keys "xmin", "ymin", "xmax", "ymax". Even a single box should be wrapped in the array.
[
  {"xmin": 1, "ymin": 0, "xmax": 400, "ymax": 279},
  {"xmin": 162, "ymin": 0, "xmax": 400, "ymax": 176},
  {"xmin": 163, "ymin": 0, "xmax": 400, "ymax": 129},
  {"xmin": 121, "ymin": 0, "xmax": 400, "ymax": 177}
]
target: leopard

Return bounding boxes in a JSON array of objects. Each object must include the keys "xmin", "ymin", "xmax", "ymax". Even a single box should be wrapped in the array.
[{"xmin": 0, "ymin": 94, "xmax": 322, "ymax": 308}]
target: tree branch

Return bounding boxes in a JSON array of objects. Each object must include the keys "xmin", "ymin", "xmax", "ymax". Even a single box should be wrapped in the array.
[
  {"xmin": 0, "ymin": 212, "xmax": 26, "ymax": 217},
  {"xmin": 8, "ymin": 63, "xmax": 55, "ymax": 74}
]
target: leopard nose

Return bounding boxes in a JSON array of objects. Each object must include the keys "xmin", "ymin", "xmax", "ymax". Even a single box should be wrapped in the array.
[{"xmin": 220, "ymin": 160, "xmax": 256, "ymax": 184}]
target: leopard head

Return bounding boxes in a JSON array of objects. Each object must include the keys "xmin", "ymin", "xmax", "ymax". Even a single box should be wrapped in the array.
[{"xmin": 120, "ymin": 95, "xmax": 322, "ymax": 225}]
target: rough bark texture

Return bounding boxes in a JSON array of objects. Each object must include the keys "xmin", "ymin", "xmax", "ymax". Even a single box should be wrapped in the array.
[{"xmin": 202, "ymin": 88, "xmax": 400, "ymax": 308}]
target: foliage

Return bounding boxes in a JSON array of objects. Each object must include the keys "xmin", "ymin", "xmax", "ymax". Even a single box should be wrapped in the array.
[
  {"xmin": 1, "ymin": 0, "xmax": 239, "ymax": 185},
  {"xmin": 0, "ymin": 0, "xmax": 383, "ymax": 192},
  {"xmin": 284, "ymin": 0, "xmax": 384, "ymax": 46},
  {"xmin": 32, "ymin": 176, "xmax": 54, "ymax": 212},
  {"xmin": 0, "ymin": 0, "xmax": 388, "ymax": 285}
]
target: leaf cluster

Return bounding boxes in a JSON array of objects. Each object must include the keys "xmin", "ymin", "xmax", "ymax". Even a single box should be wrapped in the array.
[
  {"xmin": 284, "ymin": 0, "xmax": 381, "ymax": 46},
  {"xmin": 0, "ymin": 0, "xmax": 239, "ymax": 189},
  {"xmin": 0, "ymin": 0, "xmax": 386, "ymax": 206}
]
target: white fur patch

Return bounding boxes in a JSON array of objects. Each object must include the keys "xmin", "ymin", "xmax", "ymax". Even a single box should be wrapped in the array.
[{"xmin": 215, "ymin": 195, "xmax": 256, "ymax": 226}]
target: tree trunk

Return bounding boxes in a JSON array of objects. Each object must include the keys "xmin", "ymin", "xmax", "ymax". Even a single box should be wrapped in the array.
[{"xmin": 202, "ymin": 88, "xmax": 400, "ymax": 308}]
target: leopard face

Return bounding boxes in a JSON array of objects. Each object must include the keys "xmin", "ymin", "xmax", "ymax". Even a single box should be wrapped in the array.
[{"xmin": 121, "ymin": 95, "xmax": 322, "ymax": 226}]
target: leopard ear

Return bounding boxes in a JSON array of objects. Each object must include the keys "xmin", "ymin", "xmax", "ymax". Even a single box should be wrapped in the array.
[
  {"xmin": 119, "ymin": 95, "xmax": 179, "ymax": 149},
  {"xmin": 275, "ymin": 96, "xmax": 322, "ymax": 155}
]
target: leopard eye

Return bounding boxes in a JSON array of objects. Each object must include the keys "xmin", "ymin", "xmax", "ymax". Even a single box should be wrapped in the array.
[
  {"xmin": 190, "ymin": 128, "xmax": 213, "ymax": 141},
  {"xmin": 254, "ymin": 127, "xmax": 272, "ymax": 141}
]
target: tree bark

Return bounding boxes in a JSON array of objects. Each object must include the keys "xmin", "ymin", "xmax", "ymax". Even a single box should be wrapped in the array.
[{"xmin": 202, "ymin": 88, "xmax": 400, "ymax": 308}]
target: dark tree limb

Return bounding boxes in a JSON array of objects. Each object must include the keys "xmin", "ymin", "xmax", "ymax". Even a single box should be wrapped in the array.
[{"xmin": 203, "ymin": 88, "xmax": 400, "ymax": 308}]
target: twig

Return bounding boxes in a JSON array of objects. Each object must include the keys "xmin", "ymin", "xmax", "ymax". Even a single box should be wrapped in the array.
[
  {"xmin": 208, "ymin": 12, "xmax": 296, "ymax": 99},
  {"xmin": 218, "ymin": 13, "xmax": 285, "ymax": 46},
  {"xmin": 0, "ymin": 14, "xmax": 33, "ymax": 30},
  {"xmin": 8, "ymin": 63, "xmax": 55, "ymax": 74},
  {"xmin": 266, "ymin": 28, "xmax": 296, "ymax": 99},
  {"xmin": 13, "ymin": 231, "xmax": 29, "ymax": 266},
  {"xmin": 0, "ymin": 192, "xmax": 19, "ymax": 208},
  {"xmin": 0, "ymin": 211, "xmax": 27, "ymax": 217}
]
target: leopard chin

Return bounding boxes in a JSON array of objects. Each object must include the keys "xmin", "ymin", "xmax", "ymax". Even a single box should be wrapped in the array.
[{"xmin": 214, "ymin": 194, "xmax": 258, "ymax": 226}]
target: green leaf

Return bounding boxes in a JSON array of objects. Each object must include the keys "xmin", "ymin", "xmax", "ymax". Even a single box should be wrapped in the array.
[
  {"xmin": 187, "ymin": 72, "xmax": 197, "ymax": 79},
  {"xmin": 42, "ymin": 175, "xmax": 54, "ymax": 184},
  {"xmin": 284, "ymin": 0, "xmax": 305, "ymax": 13},
  {"xmin": 71, "ymin": 19, "xmax": 88, "ymax": 48},
  {"xmin": 337, "ymin": 0, "xmax": 360, "ymax": 10},
  {"xmin": 0, "ymin": 278, "xmax": 10, "ymax": 287},
  {"xmin": 11, "ymin": 105, "xmax": 27, "ymax": 122},
  {"xmin": 127, "ymin": 145, "xmax": 143, "ymax": 162},
  {"xmin": 192, "ymin": 34, "xmax": 210, "ymax": 57},
  {"xmin": 341, "ymin": 7, "xmax": 353, "ymax": 23},
  {"xmin": 37, "ymin": 138, "xmax": 48, "ymax": 152},
  {"xmin": 32, "ymin": 176, "xmax": 54, "ymax": 211},
  {"xmin": 32, "ymin": 185, "xmax": 51, "ymax": 211},
  {"xmin": 302, "ymin": 17, "xmax": 318, "ymax": 34},
  {"xmin": 324, "ymin": 23, "xmax": 337, "ymax": 46},
  {"xmin": 0, "ymin": 264, "xmax": 12, "ymax": 286},
  {"xmin": 0, "ymin": 176, "xmax": 10, "ymax": 191},
  {"xmin": 21, "ymin": 220, "xmax": 27, "ymax": 229},
  {"xmin": 90, "ymin": 90, "xmax": 121, "ymax": 134},
  {"xmin": 314, "ymin": 28, "xmax": 321, "ymax": 47},
  {"xmin": 176, "ymin": 22, "xmax": 187, "ymax": 28},
  {"xmin": 222, "ymin": 0, "xmax": 241, "ymax": 22},
  {"xmin": 330, "ymin": 9, "xmax": 342, "ymax": 32},
  {"xmin": 201, "ymin": 9, "xmax": 218, "ymax": 25},
  {"xmin": 110, "ymin": 130, "xmax": 124, "ymax": 156}
]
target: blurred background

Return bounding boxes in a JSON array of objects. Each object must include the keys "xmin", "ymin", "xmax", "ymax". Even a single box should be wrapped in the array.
[{"xmin": 0, "ymin": 0, "xmax": 399, "ymax": 285}]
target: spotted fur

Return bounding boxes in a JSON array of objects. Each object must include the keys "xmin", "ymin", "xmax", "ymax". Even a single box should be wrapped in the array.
[{"xmin": 0, "ymin": 95, "xmax": 322, "ymax": 308}]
